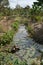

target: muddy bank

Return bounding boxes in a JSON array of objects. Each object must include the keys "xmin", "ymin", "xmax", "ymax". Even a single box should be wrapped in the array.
[
  {"xmin": 27, "ymin": 22, "xmax": 43, "ymax": 44},
  {"xmin": 0, "ymin": 18, "xmax": 14, "ymax": 33}
]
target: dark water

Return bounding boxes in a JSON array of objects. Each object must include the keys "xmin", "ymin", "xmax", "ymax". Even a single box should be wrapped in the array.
[{"xmin": 13, "ymin": 25, "xmax": 43, "ymax": 64}]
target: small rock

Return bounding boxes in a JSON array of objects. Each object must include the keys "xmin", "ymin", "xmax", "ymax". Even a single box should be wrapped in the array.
[{"xmin": 11, "ymin": 45, "xmax": 20, "ymax": 53}]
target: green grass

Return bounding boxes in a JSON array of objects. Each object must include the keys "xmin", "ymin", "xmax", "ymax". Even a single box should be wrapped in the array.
[
  {"xmin": 11, "ymin": 21, "xmax": 19, "ymax": 31},
  {"xmin": 27, "ymin": 26, "xmax": 33, "ymax": 33},
  {"xmin": 0, "ymin": 20, "xmax": 19, "ymax": 45},
  {"xmin": 0, "ymin": 30, "xmax": 14, "ymax": 45},
  {"xmin": 0, "ymin": 52, "xmax": 28, "ymax": 65}
]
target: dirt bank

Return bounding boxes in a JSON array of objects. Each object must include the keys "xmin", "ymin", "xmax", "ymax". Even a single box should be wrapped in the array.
[{"xmin": 28, "ymin": 22, "xmax": 43, "ymax": 44}]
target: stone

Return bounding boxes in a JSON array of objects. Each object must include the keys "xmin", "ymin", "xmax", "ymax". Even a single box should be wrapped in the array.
[{"xmin": 11, "ymin": 45, "xmax": 20, "ymax": 53}]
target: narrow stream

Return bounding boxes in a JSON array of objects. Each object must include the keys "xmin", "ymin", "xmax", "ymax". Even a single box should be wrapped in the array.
[
  {"xmin": 0, "ymin": 25, "xmax": 43, "ymax": 65},
  {"xmin": 13, "ymin": 25, "xmax": 43, "ymax": 63}
]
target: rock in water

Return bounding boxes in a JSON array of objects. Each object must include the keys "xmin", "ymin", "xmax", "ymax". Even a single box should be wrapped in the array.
[{"xmin": 11, "ymin": 45, "xmax": 20, "ymax": 53}]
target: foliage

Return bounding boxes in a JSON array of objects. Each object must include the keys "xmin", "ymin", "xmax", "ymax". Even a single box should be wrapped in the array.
[
  {"xmin": 0, "ymin": 0, "xmax": 10, "ymax": 16},
  {"xmin": 27, "ymin": 25, "xmax": 34, "ymax": 34},
  {"xmin": 11, "ymin": 21, "xmax": 19, "ymax": 31},
  {"xmin": 34, "ymin": 0, "xmax": 43, "ymax": 6},
  {"xmin": 20, "ymin": 60, "xmax": 28, "ymax": 65},
  {"xmin": 29, "ymin": 0, "xmax": 43, "ymax": 23},
  {"xmin": 0, "ymin": 30, "xmax": 14, "ymax": 45},
  {"xmin": 0, "ymin": 0, "xmax": 9, "ymax": 6},
  {"xmin": 0, "ymin": 52, "xmax": 28, "ymax": 65},
  {"xmin": 0, "ymin": 20, "xmax": 19, "ymax": 45}
]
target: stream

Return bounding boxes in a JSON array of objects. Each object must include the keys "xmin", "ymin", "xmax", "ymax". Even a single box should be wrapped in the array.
[
  {"xmin": 0, "ymin": 25, "xmax": 43, "ymax": 65},
  {"xmin": 12, "ymin": 25, "xmax": 43, "ymax": 62}
]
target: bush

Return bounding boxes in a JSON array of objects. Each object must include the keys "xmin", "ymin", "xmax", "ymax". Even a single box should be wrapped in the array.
[
  {"xmin": 35, "ymin": 16, "xmax": 42, "ymax": 23},
  {"xmin": 0, "ymin": 30, "xmax": 14, "ymax": 45},
  {"xmin": 27, "ymin": 26, "xmax": 33, "ymax": 33},
  {"xmin": 0, "ymin": 21, "xmax": 19, "ymax": 45},
  {"xmin": 12, "ymin": 21, "xmax": 19, "ymax": 31}
]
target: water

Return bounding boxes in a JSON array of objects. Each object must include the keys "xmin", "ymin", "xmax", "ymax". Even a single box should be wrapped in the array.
[
  {"xmin": 13, "ymin": 25, "xmax": 43, "ymax": 63},
  {"xmin": 0, "ymin": 25, "xmax": 43, "ymax": 65}
]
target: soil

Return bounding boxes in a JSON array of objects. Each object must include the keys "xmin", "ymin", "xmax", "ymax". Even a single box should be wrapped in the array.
[{"xmin": 30, "ymin": 22, "xmax": 43, "ymax": 44}]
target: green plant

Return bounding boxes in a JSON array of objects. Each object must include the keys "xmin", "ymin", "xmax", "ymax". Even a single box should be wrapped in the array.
[
  {"xmin": 0, "ymin": 52, "xmax": 28, "ymax": 65},
  {"xmin": 12, "ymin": 21, "xmax": 19, "ymax": 31},
  {"xmin": 0, "ymin": 30, "xmax": 14, "ymax": 45},
  {"xmin": 14, "ymin": 59, "xmax": 19, "ymax": 65},
  {"xmin": 27, "ymin": 26, "xmax": 33, "ymax": 33},
  {"xmin": 20, "ymin": 60, "xmax": 28, "ymax": 65}
]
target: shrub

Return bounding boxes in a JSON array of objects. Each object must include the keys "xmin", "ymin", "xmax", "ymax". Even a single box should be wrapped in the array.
[
  {"xmin": 27, "ymin": 26, "xmax": 33, "ymax": 33},
  {"xmin": 0, "ymin": 30, "xmax": 14, "ymax": 45},
  {"xmin": 35, "ymin": 16, "xmax": 42, "ymax": 23},
  {"xmin": 0, "ymin": 21, "xmax": 19, "ymax": 45},
  {"xmin": 12, "ymin": 21, "xmax": 19, "ymax": 31}
]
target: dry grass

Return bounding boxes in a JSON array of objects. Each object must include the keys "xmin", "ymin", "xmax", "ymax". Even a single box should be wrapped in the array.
[{"xmin": 0, "ymin": 18, "xmax": 14, "ymax": 33}]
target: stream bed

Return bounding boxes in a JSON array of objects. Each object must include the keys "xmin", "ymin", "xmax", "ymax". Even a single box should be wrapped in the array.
[
  {"xmin": 0, "ymin": 25, "xmax": 43, "ymax": 65},
  {"xmin": 13, "ymin": 25, "xmax": 43, "ymax": 63}
]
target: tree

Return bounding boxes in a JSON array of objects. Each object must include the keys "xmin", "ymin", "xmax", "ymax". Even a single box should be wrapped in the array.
[
  {"xmin": 16, "ymin": 4, "xmax": 22, "ymax": 9},
  {"xmin": 0, "ymin": 0, "xmax": 10, "ymax": 16},
  {"xmin": 0, "ymin": 0, "xmax": 9, "ymax": 6},
  {"xmin": 34, "ymin": 0, "xmax": 43, "ymax": 6},
  {"xmin": 30, "ymin": 0, "xmax": 43, "ymax": 22}
]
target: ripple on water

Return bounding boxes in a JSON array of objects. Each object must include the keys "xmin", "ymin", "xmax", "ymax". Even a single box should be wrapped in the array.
[{"xmin": 13, "ymin": 25, "xmax": 43, "ymax": 62}]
